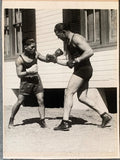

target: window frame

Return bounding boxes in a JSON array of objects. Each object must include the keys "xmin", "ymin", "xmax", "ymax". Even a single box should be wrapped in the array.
[
  {"xmin": 63, "ymin": 9, "xmax": 117, "ymax": 51},
  {"xmin": 80, "ymin": 9, "xmax": 117, "ymax": 50},
  {"xmin": 4, "ymin": 9, "xmax": 23, "ymax": 61}
]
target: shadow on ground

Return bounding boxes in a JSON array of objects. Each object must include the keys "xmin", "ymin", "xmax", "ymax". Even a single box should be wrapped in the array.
[{"xmin": 14, "ymin": 116, "xmax": 103, "ymax": 127}]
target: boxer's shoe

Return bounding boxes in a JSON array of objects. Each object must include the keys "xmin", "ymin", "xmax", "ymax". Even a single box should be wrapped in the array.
[
  {"xmin": 100, "ymin": 112, "xmax": 112, "ymax": 128},
  {"xmin": 54, "ymin": 120, "xmax": 71, "ymax": 131},
  {"xmin": 8, "ymin": 117, "xmax": 14, "ymax": 129},
  {"xmin": 39, "ymin": 119, "xmax": 47, "ymax": 128}
]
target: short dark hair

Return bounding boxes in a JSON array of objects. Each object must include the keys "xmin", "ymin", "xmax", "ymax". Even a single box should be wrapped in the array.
[
  {"xmin": 22, "ymin": 38, "xmax": 35, "ymax": 47},
  {"xmin": 54, "ymin": 23, "xmax": 70, "ymax": 32}
]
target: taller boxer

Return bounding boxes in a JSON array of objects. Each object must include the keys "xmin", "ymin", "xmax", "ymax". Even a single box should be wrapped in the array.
[{"xmin": 52, "ymin": 23, "xmax": 112, "ymax": 131}]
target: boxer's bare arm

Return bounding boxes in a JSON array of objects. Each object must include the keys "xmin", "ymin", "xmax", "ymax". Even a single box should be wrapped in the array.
[
  {"xmin": 36, "ymin": 51, "xmax": 48, "ymax": 62},
  {"xmin": 15, "ymin": 57, "xmax": 28, "ymax": 78},
  {"xmin": 36, "ymin": 50, "xmax": 69, "ymax": 66},
  {"xmin": 73, "ymin": 34, "xmax": 94, "ymax": 62},
  {"xmin": 53, "ymin": 47, "xmax": 69, "ymax": 66},
  {"xmin": 56, "ymin": 59, "xmax": 68, "ymax": 66}
]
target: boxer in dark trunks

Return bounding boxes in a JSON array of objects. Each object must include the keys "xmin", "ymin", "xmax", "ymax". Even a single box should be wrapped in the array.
[
  {"xmin": 8, "ymin": 38, "xmax": 51, "ymax": 129},
  {"xmin": 52, "ymin": 23, "xmax": 112, "ymax": 131}
]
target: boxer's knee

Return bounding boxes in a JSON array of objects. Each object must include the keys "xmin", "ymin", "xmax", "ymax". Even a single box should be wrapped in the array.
[
  {"xmin": 65, "ymin": 88, "xmax": 75, "ymax": 97},
  {"xmin": 78, "ymin": 94, "xmax": 87, "ymax": 103},
  {"xmin": 36, "ymin": 93, "xmax": 44, "ymax": 106},
  {"xmin": 17, "ymin": 95, "xmax": 24, "ymax": 105},
  {"xmin": 38, "ymin": 99, "xmax": 44, "ymax": 106}
]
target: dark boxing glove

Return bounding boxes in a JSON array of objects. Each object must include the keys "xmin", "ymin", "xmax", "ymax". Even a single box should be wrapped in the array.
[
  {"xmin": 46, "ymin": 54, "xmax": 57, "ymax": 63},
  {"xmin": 46, "ymin": 49, "xmax": 63, "ymax": 63},
  {"xmin": 67, "ymin": 60, "xmax": 76, "ymax": 69},
  {"xmin": 54, "ymin": 48, "xmax": 63, "ymax": 57}
]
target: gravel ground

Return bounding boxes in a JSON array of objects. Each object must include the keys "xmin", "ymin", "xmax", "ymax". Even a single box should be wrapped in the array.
[{"xmin": 3, "ymin": 105, "xmax": 118, "ymax": 159}]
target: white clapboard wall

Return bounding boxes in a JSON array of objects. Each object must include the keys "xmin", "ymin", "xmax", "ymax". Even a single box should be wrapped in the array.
[
  {"xmin": 4, "ymin": 10, "xmax": 118, "ymax": 105},
  {"xmin": 90, "ymin": 49, "xmax": 118, "ymax": 88},
  {"xmin": 4, "ymin": 49, "xmax": 117, "ymax": 89},
  {"xmin": 35, "ymin": 9, "xmax": 72, "ymax": 88},
  {"xmin": 35, "ymin": 9, "xmax": 117, "ymax": 88}
]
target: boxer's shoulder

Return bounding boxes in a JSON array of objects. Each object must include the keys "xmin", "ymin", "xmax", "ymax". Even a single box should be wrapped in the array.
[{"xmin": 15, "ymin": 54, "xmax": 24, "ymax": 65}]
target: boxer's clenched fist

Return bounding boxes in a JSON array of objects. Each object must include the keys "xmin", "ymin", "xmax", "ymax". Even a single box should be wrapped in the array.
[
  {"xmin": 67, "ymin": 60, "xmax": 76, "ymax": 69},
  {"xmin": 46, "ymin": 54, "xmax": 57, "ymax": 63},
  {"xmin": 26, "ymin": 64, "xmax": 38, "ymax": 74}
]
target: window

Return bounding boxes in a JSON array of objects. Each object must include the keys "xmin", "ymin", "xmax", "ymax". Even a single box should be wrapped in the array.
[
  {"xmin": 13, "ymin": 9, "xmax": 23, "ymax": 54},
  {"xmin": 84, "ymin": 10, "xmax": 100, "ymax": 45},
  {"xmin": 4, "ymin": 9, "xmax": 36, "ymax": 61},
  {"xmin": 63, "ymin": 9, "xmax": 117, "ymax": 50},
  {"xmin": 109, "ymin": 9, "xmax": 117, "ymax": 42},
  {"xmin": 4, "ymin": 9, "xmax": 10, "ymax": 57},
  {"xmin": 4, "ymin": 9, "xmax": 22, "ymax": 60}
]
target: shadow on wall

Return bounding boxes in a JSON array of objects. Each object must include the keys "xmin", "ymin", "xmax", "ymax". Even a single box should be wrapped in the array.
[{"xmin": 12, "ymin": 88, "xmax": 117, "ymax": 113}]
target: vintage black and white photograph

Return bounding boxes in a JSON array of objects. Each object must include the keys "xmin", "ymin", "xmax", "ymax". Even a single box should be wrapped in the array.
[{"xmin": 3, "ymin": 0, "xmax": 119, "ymax": 159}]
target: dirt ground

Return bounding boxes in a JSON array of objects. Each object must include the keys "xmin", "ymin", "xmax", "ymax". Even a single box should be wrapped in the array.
[{"xmin": 3, "ymin": 105, "xmax": 118, "ymax": 159}]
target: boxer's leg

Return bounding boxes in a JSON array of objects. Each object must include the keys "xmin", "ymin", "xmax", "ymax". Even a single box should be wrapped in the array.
[
  {"xmin": 54, "ymin": 74, "xmax": 85, "ymax": 131},
  {"xmin": 77, "ymin": 81, "xmax": 112, "ymax": 128},
  {"xmin": 36, "ymin": 92, "xmax": 46, "ymax": 128},
  {"xmin": 8, "ymin": 94, "xmax": 25, "ymax": 129}
]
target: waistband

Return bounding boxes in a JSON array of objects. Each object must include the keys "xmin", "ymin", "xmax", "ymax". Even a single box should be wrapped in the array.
[{"xmin": 21, "ymin": 76, "xmax": 39, "ymax": 83}]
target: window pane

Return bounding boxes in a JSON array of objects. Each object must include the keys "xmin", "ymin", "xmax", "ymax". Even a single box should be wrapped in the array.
[
  {"xmin": 95, "ymin": 10, "xmax": 100, "ymax": 42},
  {"xmin": 87, "ymin": 10, "xmax": 94, "ymax": 42},
  {"xmin": 86, "ymin": 10, "xmax": 100, "ymax": 45},
  {"xmin": 4, "ymin": 9, "xmax": 23, "ymax": 59},
  {"xmin": 4, "ymin": 30, "xmax": 10, "ymax": 57},
  {"xmin": 4, "ymin": 9, "xmax": 10, "ymax": 58},
  {"xmin": 110, "ymin": 9, "xmax": 117, "ymax": 42}
]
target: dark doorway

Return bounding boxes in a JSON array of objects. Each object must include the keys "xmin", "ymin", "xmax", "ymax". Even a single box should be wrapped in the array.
[
  {"xmin": 12, "ymin": 89, "xmax": 64, "ymax": 108},
  {"xmin": 44, "ymin": 89, "xmax": 64, "ymax": 108}
]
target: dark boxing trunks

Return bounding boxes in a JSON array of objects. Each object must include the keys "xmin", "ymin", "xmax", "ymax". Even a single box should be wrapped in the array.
[
  {"xmin": 73, "ymin": 63, "xmax": 93, "ymax": 80},
  {"xmin": 19, "ymin": 76, "xmax": 43, "ymax": 95}
]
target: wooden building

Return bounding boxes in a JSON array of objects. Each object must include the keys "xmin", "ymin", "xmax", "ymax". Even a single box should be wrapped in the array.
[{"xmin": 4, "ymin": 9, "xmax": 118, "ymax": 112}]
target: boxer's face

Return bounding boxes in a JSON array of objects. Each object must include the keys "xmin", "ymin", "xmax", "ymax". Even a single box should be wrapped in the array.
[
  {"xmin": 25, "ymin": 42, "xmax": 36, "ymax": 55},
  {"xmin": 55, "ymin": 30, "xmax": 66, "ymax": 41}
]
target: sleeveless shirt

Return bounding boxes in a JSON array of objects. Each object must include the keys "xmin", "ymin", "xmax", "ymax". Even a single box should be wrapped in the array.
[
  {"xmin": 20, "ymin": 55, "xmax": 37, "ymax": 71},
  {"xmin": 67, "ymin": 34, "xmax": 91, "ymax": 67},
  {"xmin": 19, "ymin": 55, "xmax": 39, "ymax": 79},
  {"xmin": 67, "ymin": 34, "xmax": 93, "ymax": 80}
]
